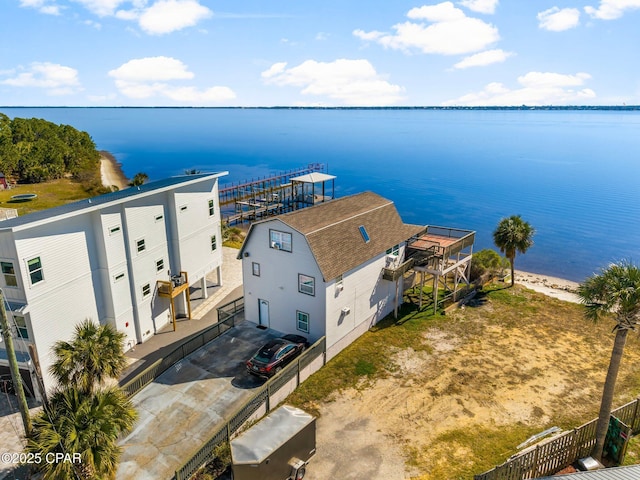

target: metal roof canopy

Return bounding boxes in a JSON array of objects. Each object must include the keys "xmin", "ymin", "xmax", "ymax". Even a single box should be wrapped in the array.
[
  {"xmin": 231, "ymin": 405, "xmax": 315, "ymax": 464},
  {"xmin": 290, "ymin": 172, "xmax": 336, "ymax": 183}
]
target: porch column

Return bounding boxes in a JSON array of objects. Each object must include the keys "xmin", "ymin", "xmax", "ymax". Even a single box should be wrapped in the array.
[{"xmin": 200, "ymin": 276, "xmax": 208, "ymax": 300}]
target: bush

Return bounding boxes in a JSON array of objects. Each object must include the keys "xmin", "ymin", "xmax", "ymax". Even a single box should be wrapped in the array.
[{"xmin": 470, "ymin": 249, "xmax": 509, "ymax": 281}]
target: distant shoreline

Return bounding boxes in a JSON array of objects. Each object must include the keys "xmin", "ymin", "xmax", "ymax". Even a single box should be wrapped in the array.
[
  {"xmin": 3, "ymin": 105, "xmax": 640, "ymax": 111},
  {"xmin": 99, "ymin": 150, "xmax": 128, "ymax": 190}
]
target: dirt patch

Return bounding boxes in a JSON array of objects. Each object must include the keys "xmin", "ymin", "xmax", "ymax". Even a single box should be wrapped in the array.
[{"xmin": 305, "ymin": 285, "xmax": 640, "ymax": 479}]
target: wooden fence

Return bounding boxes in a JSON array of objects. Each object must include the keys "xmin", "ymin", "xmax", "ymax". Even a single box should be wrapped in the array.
[
  {"xmin": 475, "ymin": 398, "xmax": 640, "ymax": 480},
  {"xmin": 173, "ymin": 336, "xmax": 326, "ymax": 480}
]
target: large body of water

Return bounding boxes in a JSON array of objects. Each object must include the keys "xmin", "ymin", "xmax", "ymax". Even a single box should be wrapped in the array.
[{"xmin": 2, "ymin": 107, "xmax": 639, "ymax": 282}]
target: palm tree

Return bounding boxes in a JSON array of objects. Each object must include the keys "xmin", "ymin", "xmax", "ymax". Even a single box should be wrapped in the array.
[
  {"xmin": 128, "ymin": 172, "xmax": 148, "ymax": 187},
  {"xmin": 492, "ymin": 215, "xmax": 535, "ymax": 286},
  {"xmin": 576, "ymin": 260, "xmax": 640, "ymax": 461},
  {"xmin": 50, "ymin": 319, "xmax": 127, "ymax": 395},
  {"xmin": 26, "ymin": 386, "xmax": 137, "ymax": 480}
]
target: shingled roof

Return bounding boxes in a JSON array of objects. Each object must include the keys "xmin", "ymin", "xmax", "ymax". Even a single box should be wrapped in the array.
[{"xmin": 243, "ymin": 192, "xmax": 424, "ymax": 281}]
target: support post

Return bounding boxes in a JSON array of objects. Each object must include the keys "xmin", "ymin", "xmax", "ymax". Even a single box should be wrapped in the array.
[
  {"xmin": 200, "ymin": 276, "xmax": 208, "ymax": 300},
  {"xmin": 0, "ymin": 291, "xmax": 31, "ymax": 437}
]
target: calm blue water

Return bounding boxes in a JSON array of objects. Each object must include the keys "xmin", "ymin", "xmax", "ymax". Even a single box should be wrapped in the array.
[{"xmin": 2, "ymin": 107, "xmax": 639, "ymax": 282}]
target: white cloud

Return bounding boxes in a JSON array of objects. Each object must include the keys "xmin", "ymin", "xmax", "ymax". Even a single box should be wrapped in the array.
[
  {"xmin": 354, "ymin": 2, "xmax": 499, "ymax": 56},
  {"xmin": 261, "ymin": 59, "xmax": 405, "ymax": 106},
  {"xmin": 261, "ymin": 62, "xmax": 287, "ymax": 80},
  {"xmin": 19, "ymin": 0, "xmax": 62, "ymax": 15},
  {"xmin": 72, "ymin": 0, "xmax": 128, "ymax": 17},
  {"xmin": 442, "ymin": 71, "xmax": 595, "ymax": 106},
  {"xmin": 138, "ymin": 0, "xmax": 212, "ymax": 35},
  {"xmin": 108, "ymin": 56, "xmax": 235, "ymax": 104},
  {"xmin": 453, "ymin": 49, "xmax": 513, "ymax": 69},
  {"xmin": 109, "ymin": 56, "xmax": 194, "ymax": 81},
  {"xmin": 538, "ymin": 7, "xmax": 580, "ymax": 31},
  {"xmin": 585, "ymin": 0, "xmax": 640, "ymax": 20},
  {"xmin": 67, "ymin": 0, "xmax": 211, "ymax": 34},
  {"xmin": 459, "ymin": 0, "xmax": 499, "ymax": 14},
  {"xmin": 1, "ymin": 62, "xmax": 81, "ymax": 95}
]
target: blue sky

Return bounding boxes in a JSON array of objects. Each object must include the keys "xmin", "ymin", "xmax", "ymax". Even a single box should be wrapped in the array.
[{"xmin": 2, "ymin": 0, "xmax": 640, "ymax": 106}]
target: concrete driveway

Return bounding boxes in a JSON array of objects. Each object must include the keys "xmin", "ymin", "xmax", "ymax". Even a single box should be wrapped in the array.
[{"xmin": 116, "ymin": 320, "xmax": 279, "ymax": 480}]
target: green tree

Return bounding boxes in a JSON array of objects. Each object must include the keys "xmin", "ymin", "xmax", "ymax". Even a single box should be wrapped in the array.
[
  {"xmin": 576, "ymin": 261, "xmax": 640, "ymax": 461},
  {"xmin": 50, "ymin": 319, "xmax": 127, "ymax": 395},
  {"xmin": 492, "ymin": 215, "xmax": 535, "ymax": 286},
  {"xmin": 26, "ymin": 386, "xmax": 136, "ymax": 480},
  {"xmin": 129, "ymin": 172, "xmax": 148, "ymax": 187},
  {"xmin": 470, "ymin": 248, "xmax": 509, "ymax": 281}
]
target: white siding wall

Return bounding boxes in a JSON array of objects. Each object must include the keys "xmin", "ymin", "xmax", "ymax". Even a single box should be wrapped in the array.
[
  {"xmin": 13, "ymin": 215, "xmax": 100, "ymax": 392},
  {"xmin": 169, "ymin": 179, "xmax": 222, "ymax": 284},
  {"xmin": 123, "ymin": 199, "xmax": 171, "ymax": 340},
  {"xmin": 324, "ymin": 249, "xmax": 402, "ymax": 359},
  {"xmin": 95, "ymin": 209, "xmax": 136, "ymax": 348},
  {"xmin": 242, "ymin": 220, "xmax": 324, "ymax": 341},
  {"xmin": 0, "ymin": 230, "xmax": 25, "ymax": 303}
]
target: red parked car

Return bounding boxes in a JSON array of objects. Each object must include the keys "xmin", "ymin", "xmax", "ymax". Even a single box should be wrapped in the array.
[{"xmin": 246, "ymin": 334, "xmax": 309, "ymax": 378}]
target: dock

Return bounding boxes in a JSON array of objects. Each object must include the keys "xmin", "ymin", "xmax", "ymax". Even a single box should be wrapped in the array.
[{"xmin": 219, "ymin": 164, "xmax": 336, "ymax": 225}]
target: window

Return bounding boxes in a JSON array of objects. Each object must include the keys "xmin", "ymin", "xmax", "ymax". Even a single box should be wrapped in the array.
[
  {"xmin": 298, "ymin": 274, "xmax": 315, "ymax": 296},
  {"xmin": 180, "ymin": 205, "xmax": 188, "ymax": 212},
  {"xmin": 109, "ymin": 225, "xmax": 121, "ymax": 235},
  {"xmin": 386, "ymin": 244, "xmax": 400, "ymax": 256},
  {"xmin": 297, "ymin": 311, "xmax": 309, "ymax": 333},
  {"xmin": 142, "ymin": 283, "xmax": 151, "ymax": 298},
  {"xmin": 270, "ymin": 230, "xmax": 292, "ymax": 252},
  {"xmin": 14, "ymin": 315, "xmax": 29, "ymax": 340},
  {"xmin": 155, "ymin": 214, "xmax": 164, "ymax": 222},
  {"xmin": 114, "ymin": 272, "xmax": 125, "ymax": 282},
  {"xmin": 27, "ymin": 257, "xmax": 44, "ymax": 285},
  {"xmin": 156, "ymin": 258, "xmax": 164, "ymax": 272},
  {"xmin": 208, "ymin": 199, "xmax": 215, "ymax": 216},
  {"xmin": 358, "ymin": 225, "xmax": 370, "ymax": 243},
  {"xmin": 1, "ymin": 262, "xmax": 17, "ymax": 287},
  {"xmin": 211, "ymin": 235, "xmax": 217, "ymax": 251},
  {"xmin": 252, "ymin": 262, "xmax": 260, "ymax": 277},
  {"xmin": 136, "ymin": 239, "xmax": 146, "ymax": 253},
  {"xmin": 277, "ymin": 344, "xmax": 295, "ymax": 359}
]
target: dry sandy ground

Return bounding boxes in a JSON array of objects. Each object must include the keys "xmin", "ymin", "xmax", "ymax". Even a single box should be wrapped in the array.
[
  {"xmin": 306, "ymin": 280, "xmax": 640, "ymax": 480},
  {"xmin": 100, "ymin": 151, "xmax": 128, "ymax": 190}
]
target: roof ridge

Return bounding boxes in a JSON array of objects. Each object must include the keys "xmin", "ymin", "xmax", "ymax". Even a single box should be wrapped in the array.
[{"xmin": 304, "ymin": 200, "xmax": 393, "ymax": 236}]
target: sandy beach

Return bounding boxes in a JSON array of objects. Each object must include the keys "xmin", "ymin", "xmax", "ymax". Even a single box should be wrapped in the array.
[
  {"xmin": 515, "ymin": 269, "xmax": 581, "ymax": 303},
  {"xmin": 100, "ymin": 150, "xmax": 129, "ymax": 190}
]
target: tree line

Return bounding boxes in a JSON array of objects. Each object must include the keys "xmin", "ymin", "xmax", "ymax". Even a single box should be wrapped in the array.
[{"xmin": 0, "ymin": 113, "xmax": 103, "ymax": 190}]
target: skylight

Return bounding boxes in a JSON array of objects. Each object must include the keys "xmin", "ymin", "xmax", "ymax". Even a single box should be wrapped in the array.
[{"xmin": 358, "ymin": 225, "xmax": 370, "ymax": 243}]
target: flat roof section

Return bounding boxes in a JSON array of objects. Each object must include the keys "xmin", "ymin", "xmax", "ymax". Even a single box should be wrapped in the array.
[{"xmin": 290, "ymin": 172, "xmax": 336, "ymax": 183}]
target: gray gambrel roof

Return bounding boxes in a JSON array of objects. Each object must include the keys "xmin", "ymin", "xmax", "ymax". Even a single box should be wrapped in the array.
[
  {"xmin": 0, "ymin": 172, "xmax": 228, "ymax": 232},
  {"xmin": 240, "ymin": 191, "xmax": 424, "ymax": 281}
]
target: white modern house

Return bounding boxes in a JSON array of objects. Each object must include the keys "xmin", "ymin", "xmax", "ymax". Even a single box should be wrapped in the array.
[
  {"xmin": 238, "ymin": 191, "xmax": 425, "ymax": 360},
  {"xmin": 0, "ymin": 172, "xmax": 227, "ymax": 398}
]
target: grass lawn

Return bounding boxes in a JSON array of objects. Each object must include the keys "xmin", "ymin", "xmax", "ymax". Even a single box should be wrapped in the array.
[
  {"xmin": 0, "ymin": 179, "xmax": 91, "ymax": 216},
  {"xmin": 287, "ymin": 283, "xmax": 640, "ymax": 479}
]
